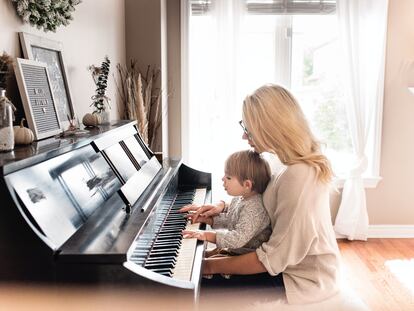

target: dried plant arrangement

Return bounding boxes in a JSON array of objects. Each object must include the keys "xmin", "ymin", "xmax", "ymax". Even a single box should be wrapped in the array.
[{"xmin": 115, "ymin": 61, "xmax": 162, "ymax": 150}]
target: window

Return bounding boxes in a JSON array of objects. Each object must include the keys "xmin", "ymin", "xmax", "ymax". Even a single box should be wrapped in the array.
[
  {"xmin": 184, "ymin": 1, "xmax": 380, "ymax": 200},
  {"xmin": 290, "ymin": 15, "xmax": 353, "ymax": 177}
]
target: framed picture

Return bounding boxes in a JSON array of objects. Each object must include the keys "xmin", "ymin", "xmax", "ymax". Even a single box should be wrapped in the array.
[
  {"xmin": 14, "ymin": 58, "xmax": 63, "ymax": 140},
  {"xmin": 19, "ymin": 32, "xmax": 75, "ymax": 129}
]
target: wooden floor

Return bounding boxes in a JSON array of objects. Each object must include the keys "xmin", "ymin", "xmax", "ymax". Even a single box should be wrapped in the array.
[{"xmin": 338, "ymin": 239, "xmax": 414, "ymax": 311}]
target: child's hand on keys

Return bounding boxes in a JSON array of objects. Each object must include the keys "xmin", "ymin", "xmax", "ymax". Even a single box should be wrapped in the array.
[{"xmin": 182, "ymin": 230, "xmax": 206, "ymax": 241}]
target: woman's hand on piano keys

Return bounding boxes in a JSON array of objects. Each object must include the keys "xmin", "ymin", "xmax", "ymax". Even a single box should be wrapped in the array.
[
  {"xmin": 179, "ymin": 202, "xmax": 225, "ymax": 224},
  {"xmin": 189, "ymin": 213, "xmax": 213, "ymax": 226},
  {"xmin": 182, "ymin": 230, "xmax": 216, "ymax": 243}
]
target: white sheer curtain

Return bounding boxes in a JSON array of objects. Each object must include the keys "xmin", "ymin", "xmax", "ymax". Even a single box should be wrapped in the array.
[
  {"xmin": 334, "ymin": 0, "xmax": 388, "ymax": 240},
  {"xmin": 185, "ymin": 0, "xmax": 248, "ymax": 201}
]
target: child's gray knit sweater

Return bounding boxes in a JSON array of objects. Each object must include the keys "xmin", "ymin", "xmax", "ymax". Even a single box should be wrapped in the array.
[{"xmin": 212, "ymin": 194, "xmax": 271, "ymax": 255}]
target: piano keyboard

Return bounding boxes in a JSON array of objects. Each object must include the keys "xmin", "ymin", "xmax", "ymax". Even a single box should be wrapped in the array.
[
  {"xmin": 125, "ymin": 188, "xmax": 207, "ymax": 286},
  {"xmin": 171, "ymin": 188, "xmax": 206, "ymax": 280}
]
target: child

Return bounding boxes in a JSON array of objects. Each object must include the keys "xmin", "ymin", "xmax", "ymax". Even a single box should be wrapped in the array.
[{"xmin": 183, "ymin": 150, "xmax": 272, "ymax": 259}]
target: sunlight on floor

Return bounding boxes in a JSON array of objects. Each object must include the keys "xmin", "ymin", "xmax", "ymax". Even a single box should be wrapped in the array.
[{"xmin": 385, "ymin": 258, "xmax": 414, "ymax": 295}]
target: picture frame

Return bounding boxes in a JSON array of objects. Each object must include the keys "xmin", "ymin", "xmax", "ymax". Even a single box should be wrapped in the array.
[
  {"xmin": 19, "ymin": 32, "xmax": 75, "ymax": 129},
  {"xmin": 14, "ymin": 58, "xmax": 63, "ymax": 140}
]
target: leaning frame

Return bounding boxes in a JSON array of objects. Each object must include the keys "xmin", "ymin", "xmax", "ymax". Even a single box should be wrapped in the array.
[
  {"xmin": 14, "ymin": 58, "xmax": 63, "ymax": 140},
  {"xmin": 19, "ymin": 32, "xmax": 75, "ymax": 129}
]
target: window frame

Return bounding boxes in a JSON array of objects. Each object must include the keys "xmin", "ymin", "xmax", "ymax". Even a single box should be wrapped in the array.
[{"xmin": 182, "ymin": 0, "xmax": 383, "ymax": 189}]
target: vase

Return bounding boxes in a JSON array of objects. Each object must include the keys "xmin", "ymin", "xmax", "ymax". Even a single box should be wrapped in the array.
[
  {"xmin": 93, "ymin": 95, "xmax": 111, "ymax": 125},
  {"xmin": 97, "ymin": 109, "xmax": 110, "ymax": 125},
  {"xmin": 0, "ymin": 89, "xmax": 14, "ymax": 152}
]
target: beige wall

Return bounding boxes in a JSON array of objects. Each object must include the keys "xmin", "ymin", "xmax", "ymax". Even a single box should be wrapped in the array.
[
  {"xmin": 124, "ymin": 0, "xmax": 181, "ymax": 158},
  {"xmin": 167, "ymin": 0, "xmax": 182, "ymax": 160},
  {"xmin": 0, "ymin": 0, "xmax": 125, "ymax": 123},
  {"xmin": 125, "ymin": 0, "xmax": 161, "ymax": 70},
  {"xmin": 365, "ymin": 0, "xmax": 414, "ymax": 225},
  {"xmin": 125, "ymin": 0, "xmax": 166, "ymax": 154},
  {"xmin": 125, "ymin": 0, "xmax": 182, "ymax": 158}
]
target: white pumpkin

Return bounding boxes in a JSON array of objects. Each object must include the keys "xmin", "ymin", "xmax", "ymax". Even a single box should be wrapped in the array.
[
  {"xmin": 82, "ymin": 113, "xmax": 102, "ymax": 127},
  {"xmin": 13, "ymin": 118, "xmax": 34, "ymax": 145}
]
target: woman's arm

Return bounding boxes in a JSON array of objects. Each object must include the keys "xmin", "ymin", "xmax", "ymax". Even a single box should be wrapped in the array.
[{"xmin": 203, "ymin": 251, "xmax": 267, "ymax": 275}]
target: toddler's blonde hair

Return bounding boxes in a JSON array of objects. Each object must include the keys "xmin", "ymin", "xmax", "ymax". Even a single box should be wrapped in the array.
[{"xmin": 225, "ymin": 150, "xmax": 271, "ymax": 194}]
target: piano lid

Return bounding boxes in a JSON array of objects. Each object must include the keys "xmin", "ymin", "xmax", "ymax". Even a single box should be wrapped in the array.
[{"xmin": 0, "ymin": 120, "xmax": 136, "ymax": 175}]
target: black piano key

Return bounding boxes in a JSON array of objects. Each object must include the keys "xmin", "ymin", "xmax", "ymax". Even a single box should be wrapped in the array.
[
  {"xmin": 162, "ymin": 220, "xmax": 186, "ymax": 225},
  {"xmin": 154, "ymin": 240, "xmax": 181, "ymax": 247},
  {"xmin": 161, "ymin": 222, "xmax": 186, "ymax": 227},
  {"xmin": 163, "ymin": 220, "xmax": 186, "ymax": 225},
  {"xmin": 150, "ymin": 248, "xmax": 179, "ymax": 254},
  {"xmin": 145, "ymin": 257, "xmax": 176, "ymax": 264},
  {"xmin": 163, "ymin": 218, "xmax": 185, "ymax": 222},
  {"xmin": 148, "ymin": 251, "xmax": 178, "ymax": 257},
  {"xmin": 161, "ymin": 225, "xmax": 186, "ymax": 231},
  {"xmin": 146, "ymin": 256, "xmax": 177, "ymax": 262},
  {"xmin": 158, "ymin": 230, "xmax": 183, "ymax": 236},
  {"xmin": 157, "ymin": 233, "xmax": 182, "ymax": 240},
  {"xmin": 144, "ymin": 262, "xmax": 174, "ymax": 269},
  {"xmin": 155, "ymin": 271, "xmax": 172, "ymax": 277},
  {"xmin": 153, "ymin": 242, "xmax": 181, "ymax": 248},
  {"xmin": 151, "ymin": 245, "xmax": 179, "ymax": 253},
  {"xmin": 149, "ymin": 267, "xmax": 172, "ymax": 274},
  {"xmin": 158, "ymin": 230, "xmax": 183, "ymax": 235},
  {"xmin": 156, "ymin": 235, "xmax": 181, "ymax": 240},
  {"xmin": 158, "ymin": 229, "xmax": 182, "ymax": 234}
]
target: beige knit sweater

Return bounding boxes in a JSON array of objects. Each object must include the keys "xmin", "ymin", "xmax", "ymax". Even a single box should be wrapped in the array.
[{"xmin": 256, "ymin": 163, "xmax": 340, "ymax": 304}]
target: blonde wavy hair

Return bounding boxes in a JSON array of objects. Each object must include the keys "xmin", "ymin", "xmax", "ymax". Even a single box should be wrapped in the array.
[{"xmin": 242, "ymin": 84, "xmax": 333, "ymax": 183}]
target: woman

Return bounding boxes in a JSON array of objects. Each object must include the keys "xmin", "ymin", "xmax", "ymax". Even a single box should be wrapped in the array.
[{"xmin": 181, "ymin": 84, "xmax": 340, "ymax": 304}]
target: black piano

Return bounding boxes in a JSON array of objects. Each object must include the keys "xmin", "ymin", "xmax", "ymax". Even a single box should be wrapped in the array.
[{"xmin": 0, "ymin": 120, "xmax": 211, "ymax": 302}]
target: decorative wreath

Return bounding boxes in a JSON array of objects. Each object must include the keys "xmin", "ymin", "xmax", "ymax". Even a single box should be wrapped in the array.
[{"xmin": 11, "ymin": 0, "xmax": 82, "ymax": 32}]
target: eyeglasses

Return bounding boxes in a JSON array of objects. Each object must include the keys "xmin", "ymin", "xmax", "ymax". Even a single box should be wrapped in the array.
[{"xmin": 239, "ymin": 120, "xmax": 252, "ymax": 140}]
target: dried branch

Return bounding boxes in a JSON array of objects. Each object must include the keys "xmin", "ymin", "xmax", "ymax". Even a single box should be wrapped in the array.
[{"xmin": 115, "ymin": 61, "xmax": 162, "ymax": 149}]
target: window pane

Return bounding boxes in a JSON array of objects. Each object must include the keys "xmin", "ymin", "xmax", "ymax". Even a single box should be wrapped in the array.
[
  {"xmin": 189, "ymin": 10, "xmax": 355, "ymax": 196},
  {"xmin": 290, "ymin": 15, "xmax": 353, "ymax": 176},
  {"xmin": 240, "ymin": 15, "xmax": 277, "ymax": 93}
]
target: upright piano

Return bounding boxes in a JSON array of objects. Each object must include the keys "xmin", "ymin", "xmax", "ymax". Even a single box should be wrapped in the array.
[{"xmin": 0, "ymin": 120, "xmax": 211, "ymax": 302}]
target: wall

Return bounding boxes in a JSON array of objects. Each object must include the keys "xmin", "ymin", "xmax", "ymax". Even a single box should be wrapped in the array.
[
  {"xmin": 125, "ymin": 0, "xmax": 182, "ymax": 158},
  {"xmin": 0, "ymin": 0, "xmax": 125, "ymax": 124},
  {"xmin": 125, "ymin": 0, "xmax": 166, "ymax": 155},
  {"xmin": 167, "ymin": 0, "xmax": 182, "ymax": 160},
  {"xmin": 365, "ymin": 0, "xmax": 414, "ymax": 225}
]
